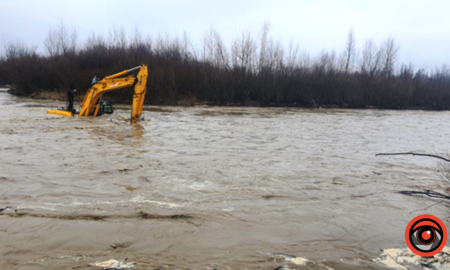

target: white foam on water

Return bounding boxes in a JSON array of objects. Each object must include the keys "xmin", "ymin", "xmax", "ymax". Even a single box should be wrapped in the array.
[
  {"xmin": 268, "ymin": 253, "xmax": 309, "ymax": 266},
  {"xmin": 17, "ymin": 205, "xmax": 57, "ymax": 211},
  {"xmin": 129, "ymin": 196, "xmax": 182, "ymax": 208},
  {"xmin": 288, "ymin": 256, "xmax": 308, "ymax": 265},
  {"xmin": 44, "ymin": 203, "xmax": 65, "ymax": 206}
]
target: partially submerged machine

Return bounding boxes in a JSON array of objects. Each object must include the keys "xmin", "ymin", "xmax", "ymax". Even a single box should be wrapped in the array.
[{"xmin": 47, "ymin": 65, "xmax": 148, "ymax": 124}]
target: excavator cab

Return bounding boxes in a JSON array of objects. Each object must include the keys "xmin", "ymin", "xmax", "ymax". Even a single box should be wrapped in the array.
[
  {"xmin": 47, "ymin": 64, "xmax": 148, "ymax": 124},
  {"xmin": 90, "ymin": 100, "xmax": 114, "ymax": 116}
]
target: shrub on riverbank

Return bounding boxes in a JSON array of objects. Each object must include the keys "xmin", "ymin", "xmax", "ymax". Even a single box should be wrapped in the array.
[{"xmin": 1, "ymin": 24, "xmax": 450, "ymax": 109}]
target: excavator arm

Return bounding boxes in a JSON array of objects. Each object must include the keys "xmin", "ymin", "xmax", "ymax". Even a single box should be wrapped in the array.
[{"xmin": 49, "ymin": 64, "xmax": 148, "ymax": 124}]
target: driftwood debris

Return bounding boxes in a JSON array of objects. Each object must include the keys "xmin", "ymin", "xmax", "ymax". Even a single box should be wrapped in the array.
[
  {"xmin": 376, "ymin": 152, "xmax": 450, "ymax": 163},
  {"xmin": 399, "ymin": 190, "xmax": 450, "ymax": 201},
  {"xmin": 0, "ymin": 206, "xmax": 11, "ymax": 212},
  {"xmin": 377, "ymin": 152, "xmax": 450, "ymax": 203}
]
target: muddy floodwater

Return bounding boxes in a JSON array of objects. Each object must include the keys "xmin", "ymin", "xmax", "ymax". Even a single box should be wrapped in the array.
[{"xmin": 1, "ymin": 89, "xmax": 450, "ymax": 269}]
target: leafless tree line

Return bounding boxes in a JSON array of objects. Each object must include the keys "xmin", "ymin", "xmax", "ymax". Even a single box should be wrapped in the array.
[{"xmin": 0, "ymin": 22, "xmax": 449, "ymax": 109}]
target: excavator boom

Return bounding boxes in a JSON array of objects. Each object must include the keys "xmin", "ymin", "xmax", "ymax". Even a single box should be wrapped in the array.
[{"xmin": 49, "ymin": 65, "xmax": 148, "ymax": 124}]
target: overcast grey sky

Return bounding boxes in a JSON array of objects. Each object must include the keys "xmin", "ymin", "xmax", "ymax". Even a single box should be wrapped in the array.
[{"xmin": 1, "ymin": 0, "xmax": 449, "ymax": 70}]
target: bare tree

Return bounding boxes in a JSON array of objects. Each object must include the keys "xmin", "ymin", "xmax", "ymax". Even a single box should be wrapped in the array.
[
  {"xmin": 371, "ymin": 46, "xmax": 384, "ymax": 76},
  {"xmin": 256, "ymin": 21, "xmax": 286, "ymax": 72},
  {"xmin": 202, "ymin": 27, "xmax": 215, "ymax": 62},
  {"xmin": 84, "ymin": 32, "xmax": 106, "ymax": 49},
  {"xmin": 202, "ymin": 27, "xmax": 229, "ymax": 69},
  {"xmin": 286, "ymin": 39, "xmax": 299, "ymax": 72},
  {"xmin": 70, "ymin": 26, "xmax": 78, "ymax": 52},
  {"xmin": 258, "ymin": 21, "xmax": 271, "ymax": 70},
  {"xmin": 118, "ymin": 26, "xmax": 127, "ymax": 49},
  {"xmin": 180, "ymin": 30, "xmax": 191, "ymax": 58},
  {"xmin": 231, "ymin": 28, "xmax": 257, "ymax": 71},
  {"xmin": 3, "ymin": 40, "xmax": 37, "ymax": 59},
  {"xmin": 299, "ymin": 51, "xmax": 311, "ymax": 69},
  {"xmin": 439, "ymin": 64, "xmax": 450, "ymax": 78},
  {"xmin": 130, "ymin": 26, "xmax": 143, "ymax": 48},
  {"xmin": 214, "ymin": 31, "xmax": 230, "ymax": 68},
  {"xmin": 108, "ymin": 25, "xmax": 119, "ymax": 48},
  {"xmin": 359, "ymin": 39, "xmax": 385, "ymax": 76},
  {"xmin": 316, "ymin": 50, "xmax": 337, "ymax": 73},
  {"xmin": 382, "ymin": 36, "xmax": 399, "ymax": 76},
  {"xmin": 44, "ymin": 28, "xmax": 58, "ymax": 56},
  {"xmin": 343, "ymin": 28, "xmax": 356, "ymax": 73},
  {"xmin": 269, "ymin": 40, "xmax": 284, "ymax": 72},
  {"xmin": 154, "ymin": 33, "xmax": 173, "ymax": 55},
  {"xmin": 360, "ymin": 39, "xmax": 376, "ymax": 74},
  {"xmin": 144, "ymin": 34, "xmax": 153, "ymax": 52},
  {"xmin": 108, "ymin": 25, "xmax": 127, "ymax": 49},
  {"xmin": 44, "ymin": 20, "xmax": 77, "ymax": 56}
]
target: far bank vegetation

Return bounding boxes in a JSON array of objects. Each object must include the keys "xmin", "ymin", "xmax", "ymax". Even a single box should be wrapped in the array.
[{"xmin": 1, "ymin": 21, "xmax": 450, "ymax": 109}]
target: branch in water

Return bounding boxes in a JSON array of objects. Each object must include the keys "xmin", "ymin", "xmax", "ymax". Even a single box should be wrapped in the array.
[
  {"xmin": 376, "ymin": 152, "xmax": 450, "ymax": 163},
  {"xmin": 399, "ymin": 190, "xmax": 450, "ymax": 201}
]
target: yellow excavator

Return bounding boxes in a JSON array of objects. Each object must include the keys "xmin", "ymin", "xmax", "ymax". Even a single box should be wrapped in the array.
[{"xmin": 47, "ymin": 65, "xmax": 148, "ymax": 124}]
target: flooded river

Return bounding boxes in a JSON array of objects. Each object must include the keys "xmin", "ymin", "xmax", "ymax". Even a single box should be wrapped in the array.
[{"xmin": 1, "ymin": 89, "xmax": 450, "ymax": 269}]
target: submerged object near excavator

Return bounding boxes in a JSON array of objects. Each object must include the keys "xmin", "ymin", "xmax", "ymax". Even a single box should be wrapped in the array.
[
  {"xmin": 47, "ymin": 64, "xmax": 148, "ymax": 124},
  {"xmin": 47, "ymin": 109, "xmax": 74, "ymax": 117}
]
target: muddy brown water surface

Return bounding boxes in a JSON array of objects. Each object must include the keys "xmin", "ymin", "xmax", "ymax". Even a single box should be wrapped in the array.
[{"xmin": 1, "ymin": 89, "xmax": 450, "ymax": 269}]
